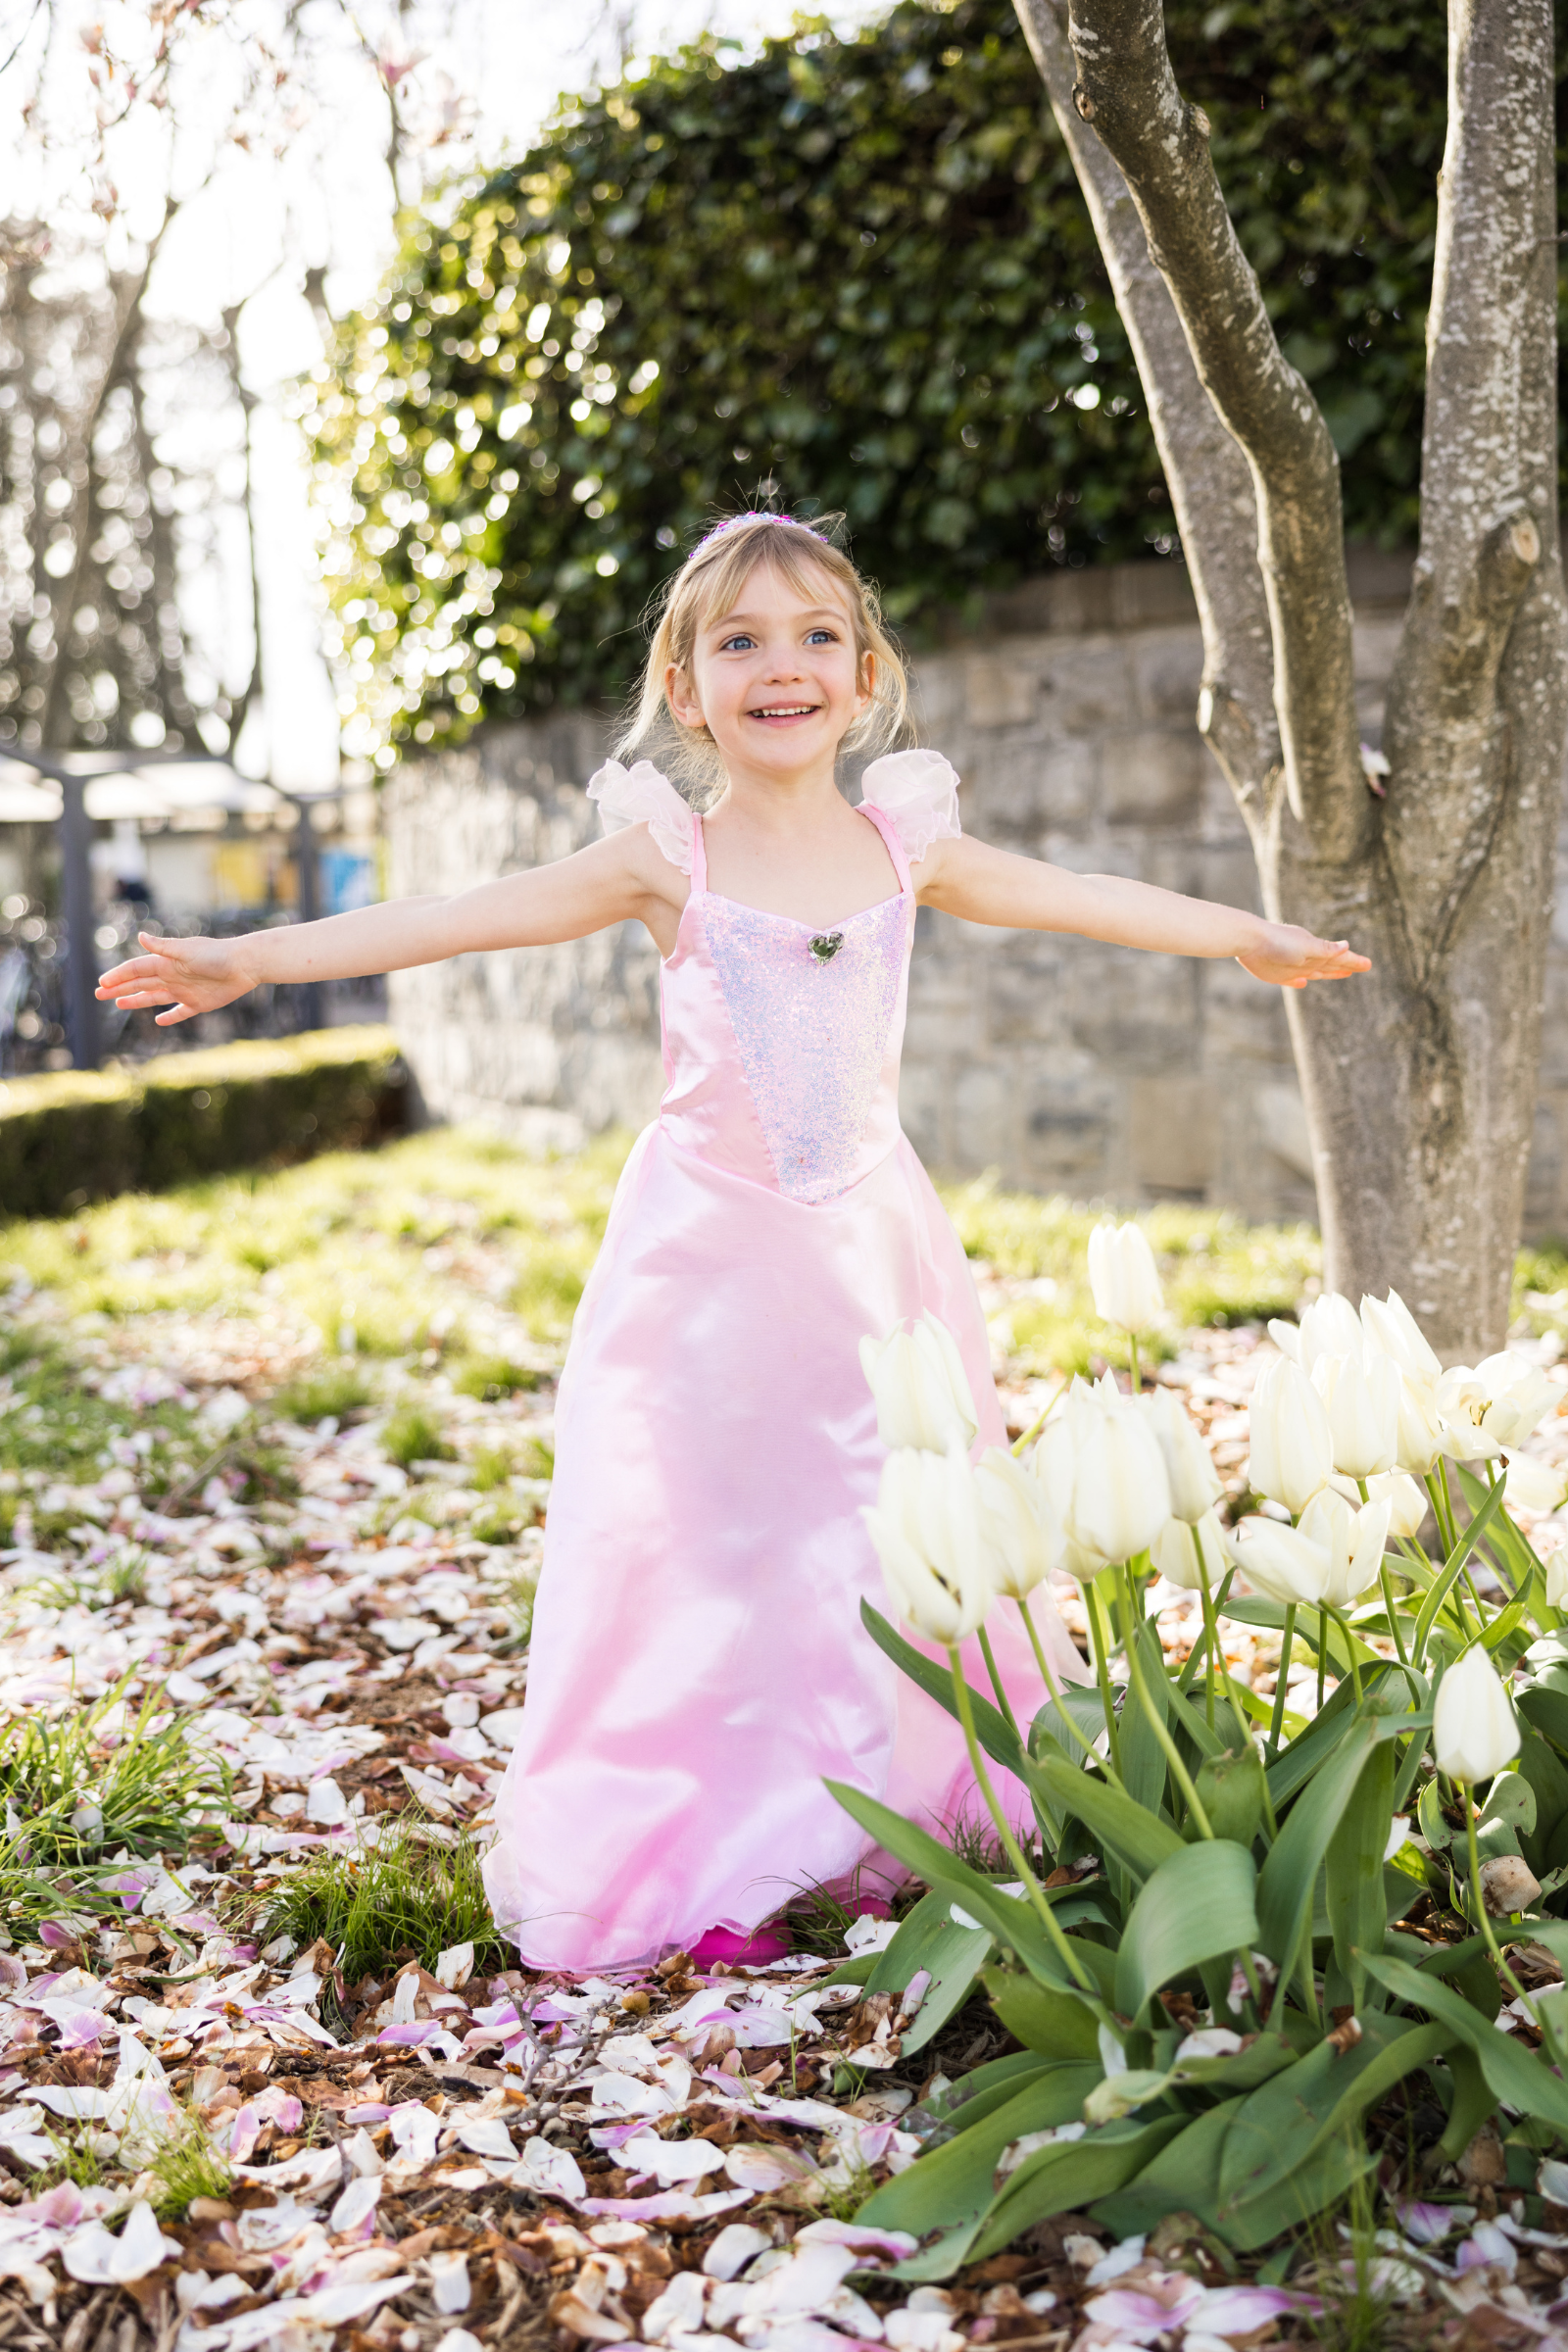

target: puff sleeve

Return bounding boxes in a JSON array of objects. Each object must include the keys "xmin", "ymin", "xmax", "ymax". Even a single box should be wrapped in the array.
[
  {"xmin": 586, "ymin": 759, "xmax": 695, "ymax": 875},
  {"xmin": 858, "ymin": 749, "xmax": 962, "ymax": 867}
]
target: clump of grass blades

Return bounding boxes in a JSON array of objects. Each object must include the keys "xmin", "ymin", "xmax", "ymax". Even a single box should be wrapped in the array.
[
  {"xmin": 380, "ymin": 1404, "xmax": 453, "ymax": 1471},
  {"xmin": 1298, "ymin": 2155, "xmax": 1398, "ymax": 2352},
  {"xmin": 263, "ymin": 1821, "xmax": 508, "ymax": 1983},
  {"xmin": 0, "ymin": 1676, "xmax": 232, "ymax": 1872},
  {"xmin": 452, "ymin": 1354, "xmax": 541, "ymax": 1401},
  {"xmin": 30, "ymin": 2122, "xmax": 108, "ymax": 2192},
  {"xmin": 273, "ymin": 1363, "xmax": 375, "ymax": 1424},
  {"xmin": 782, "ymin": 1862, "xmax": 912, "ymax": 1958},
  {"xmin": 146, "ymin": 2108, "xmax": 232, "ymax": 2222}
]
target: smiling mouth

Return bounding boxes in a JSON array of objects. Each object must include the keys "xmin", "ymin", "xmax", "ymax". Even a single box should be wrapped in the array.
[{"xmin": 749, "ymin": 704, "xmax": 819, "ymax": 719}]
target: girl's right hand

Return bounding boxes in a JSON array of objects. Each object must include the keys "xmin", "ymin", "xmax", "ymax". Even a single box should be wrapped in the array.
[{"xmin": 95, "ymin": 931, "xmax": 260, "ymax": 1025}]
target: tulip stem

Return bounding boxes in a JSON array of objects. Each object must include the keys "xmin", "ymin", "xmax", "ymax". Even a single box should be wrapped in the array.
[
  {"xmin": 1128, "ymin": 1335, "xmax": 1141, "ymax": 1396},
  {"xmin": 1190, "ymin": 1524, "xmax": 1219, "ymax": 1730},
  {"xmin": 1327, "ymin": 1606, "xmax": 1363, "ymax": 1705},
  {"xmin": 976, "ymin": 1625, "xmax": 1021, "ymax": 1743},
  {"xmin": 1084, "ymin": 1586, "xmax": 1124, "ymax": 1783},
  {"xmin": 1463, "ymin": 1799, "xmax": 1568, "ymax": 2074},
  {"xmin": 1009, "ymin": 1378, "xmax": 1067, "ymax": 1459},
  {"xmin": 1378, "ymin": 1562, "xmax": 1410, "ymax": 1667},
  {"xmin": 947, "ymin": 1647, "xmax": 1095, "ymax": 1993},
  {"xmin": 1120, "ymin": 1569, "xmax": 1213, "ymax": 1838},
  {"xmin": 1015, "ymin": 1594, "xmax": 1065, "ymax": 1715},
  {"xmin": 1266, "ymin": 1606, "xmax": 1296, "ymax": 1765}
]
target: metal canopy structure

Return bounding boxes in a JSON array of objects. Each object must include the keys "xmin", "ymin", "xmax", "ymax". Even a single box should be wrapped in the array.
[{"xmin": 0, "ymin": 746, "xmax": 342, "ymax": 1068}]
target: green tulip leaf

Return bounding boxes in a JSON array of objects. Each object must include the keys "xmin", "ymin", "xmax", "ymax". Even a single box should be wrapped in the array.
[
  {"xmin": 858, "ymin": 2064, "xmax": 1102, "ymax": 2248},
  {"xmin": 859, "ymin": 1603, "xmax": 1024, "ymax": 1774},
  {"xmin": 859, "ymin": 1888, "xmax": 993, "ymax": 2057},
  {"xmin": 906, "ymin": 2052, "xmax": 1054, "ymax": 2143},
  {"xmin": 1025, "ymin": 1752, "xmax": 1186, "ymax": 1882},
  {"xmin": 1436, "ymin": 2040, "xmax": 1498, "ymax": 2163},
  {"xmin": 1363, "ymin": 1951, "xmax": 1568, "ymax": 2131},
  {"xmin": 1325, "ymin": 1737, "xmax": 1396, "ymax": 2011},
  {"xmin": 1215, "ymin": 2011, "xmax": 1450, "ymax": 2218},
  {"xmin": 1413, "ymin": 1476, "xmax": 1509, "ymax": 1660},
  {"xmin": 983, "ymin": 1963, "xmax": 1103, "ymax": 2061},
  {"xmin": 966, "ymin": 2114, "xmax": 1187, "ymax": 2266},
  {"xmin": 1214, "ymin": 2132, "xmax": 1382, "ymax": 2253},
  {"xmin": 1195, "ymin": 1744, "xmax": 1267, "ymax": 1846},
  {"xmin": 1255, "ymin": 1715, "xmax": 1382, "ymax": 1974},
  {"xmin": 1417, "ymin": 1777, "xmax": 1456, "ymax": 1851},
  {"xmin": 1112, "ymin": 1839, "xmax": 1259, "ymax": 2023},
  {"xmin": 1479, "ymin": 1770, "xmax": 1538, "ymax": 1839},
  {"xmin": 1090, "ymin": 2097, "xmax": 1245, "ymax": 2238}
]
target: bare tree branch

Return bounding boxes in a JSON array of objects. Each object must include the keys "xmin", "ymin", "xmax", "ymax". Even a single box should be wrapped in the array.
[
  {"xmin": 1012, "ymin": 0, "xmax": 1278, "ymax": 813},
  {"xmin": 1061, "ymin": 0, "xmax": 1364, "ymax": 860}
]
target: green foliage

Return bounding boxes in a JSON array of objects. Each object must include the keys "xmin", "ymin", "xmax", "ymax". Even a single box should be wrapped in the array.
[
  {"xmin": 0, "ymin": 1678, "xmax": 232, "ymax": 1871},
  {"xmin": 378, "ymin": 1404, "xmax": 454, "ymax": 1471},
  {"xmin": 263, "ymin": 1821, "xmax": 508, "ymax": 1983},
  {"xmin": 0, "ymin": 1026, "xmax": 407, "ymax": 1221},
  {"xmin": 273, "ymin": 1362, "xmax": 377, "ymax": 1425},
  {"xmin": 300, "ymin": 0, "xmax": 1568, "ymax": 758},
  {"xmin": 145, "ymin": 2108, "xmax": 234, "ymax": 2222}
]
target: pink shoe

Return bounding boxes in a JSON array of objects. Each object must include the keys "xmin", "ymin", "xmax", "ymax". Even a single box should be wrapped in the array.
[{"xmin": 690, "ymin": 1924, "xmax": 792, "ymax": 1967}]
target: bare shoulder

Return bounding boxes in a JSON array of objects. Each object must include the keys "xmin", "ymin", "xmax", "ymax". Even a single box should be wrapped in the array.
[{"xmin": 577, "ymin": 816, "xmax": 690, "ymax": 914}]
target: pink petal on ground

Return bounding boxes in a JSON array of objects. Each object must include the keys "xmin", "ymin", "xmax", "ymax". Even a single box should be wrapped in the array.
[
  {"xmin": 795, "ymin": 2220, "xmax": 918, "ymax": 2259},
  {"xmin": 56, "ymin": 2011, "xmax": 113, "ymax": 2052},
  {"xmin": 37, "ymin": 1922, "xmax": 74, "ymax": 1949},
  {"xmin": 1395, "ymin": 2200, "xmax": 1460, "ymax": 2246},
  {"xmin": 1193, "ymin": 2283, "xmax": 1320, "ymax": 2334},
  {"xmin": 377, "ymin": 2021, "xmax": 441, "ymax": 2045},
  {"xmin": 1084, "ymin": 2278, "xmax": 1205, "ymax": 2339}
]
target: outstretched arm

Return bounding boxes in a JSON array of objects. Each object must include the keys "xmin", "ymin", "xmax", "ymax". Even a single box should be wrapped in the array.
[
  {"xmin": 915, "ymin": 835, "xmax": 1369, "ymax": 991},
  {"xmin": 97, "ymin": 827, "xmax": 685, "ymax": 1025}
]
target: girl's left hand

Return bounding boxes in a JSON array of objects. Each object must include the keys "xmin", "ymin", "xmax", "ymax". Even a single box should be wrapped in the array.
[{"xmin": 1238, "ymin": 925, "xmax": 1372, "ymax": 990}]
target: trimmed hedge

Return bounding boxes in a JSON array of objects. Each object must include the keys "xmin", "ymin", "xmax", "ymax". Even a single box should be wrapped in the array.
[{"xmin": 0, "ymin": 1026, "xmax": 408, "ymax": 1222}]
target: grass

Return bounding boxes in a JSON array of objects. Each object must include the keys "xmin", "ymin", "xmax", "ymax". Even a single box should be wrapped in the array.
[
  {"xmin": 273, "ymin": 1362, "xmax": 376, "ymax": 1424},
  {"xmin": 146, "ymin": 2108, "xmax": 234, "ymax": 2222},
  {"xmin": 380, "ymin": 1404, "xmax": 455, "ymax": 1470},
  {"xmin": 0, "ymin": 1124, "xmax": 631, "ymax": 1358},
  {"xmin": 263, "ymin": 1820, "xmax": 509, "ymax": 1983},
  {"xmin": 0, "ymin": 1677, "xmax": 232, "ymax": 1877}
]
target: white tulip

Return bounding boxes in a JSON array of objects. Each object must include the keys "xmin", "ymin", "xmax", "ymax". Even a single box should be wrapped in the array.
[
  {"xmin": 1310, "ymin": 1348, "xmax": 1399, "ymax": 1481},
  {"xmin": 1227, "ymin": 1514, "xmax": 1333, "ymax": 1608},
  {"xmin": 863, "ymin": 1444, "xmax": 990, "ymax": 1643},
  {"xmin": 1152, "ymin": 1506, "xmax": 1227, "ymax": 1593},
  {"xmin": 1034, "ymin": 1403, "xmax": 1114, "ymax": 1584},
  {"xmin": 1087, "ymin": 1221, "xmax": 1164, "ymax": 1334},
  {"xmin": 1141, "ymin": 1386, "xmax": 1222, "ymax": 1524},
  {"xmin": 1474, "ymin": 1353, "xmax": 1561, "ymax": 1447},
  {"xmin": 1365, "ymin": 1469, "xmax": 1428, "ymax": 1541},
  {"xmin": 859, "ymin": 1312, "xmax": 979, "ymax": 1454},
  {"xmin": 1296, "ymin": 1487, "xmax": 1393, "ymax": 1607},
  {"xmin": 1359, "ymin": 1288, "xmax": 1443, "ymax": 1386},
  {"xmin": 1502, "ymin": 1450, "xmax": 1568, "ymax": 1517},
  {"xmin": 1392, "ymin": 1367, "xmax": 1446, "ymax": 1478},
  {"xmin": 1433, "ymin": 1643, "xmax": 1520, "ymax": 1785},
  {"xmin": 1268, "ymin": 1291, "xmax": 1363, "ymax": 1378},
  {"xmin": 1247, "ymin": 1356, "xmax": 1334, "ymax": 1515},
  {"xmin": 1072, "ymin": 1390, "xmax": 1172, "ymax": 1565},
  {"xmin": 975, "ymin": 1446, "xmax": 1061, "ymax": 1599},
  {"xmin": 1546, "ymin": 1552, "xmax": 1568, "ymax": 1611}
]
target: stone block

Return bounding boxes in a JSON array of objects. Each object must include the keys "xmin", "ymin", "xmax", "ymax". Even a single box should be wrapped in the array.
[
  {"xmin": 1021, "ymin": 1073, "xmax": 1116, "ymax": 1194},
  {"xmin": 1132, "ymin": 629, "xmax": 1205, "ymax": 722},
  {"xmin": 1254, "ymin": 1081, "xmax": 1315, "ymax": 1182},
  {"xmin": 1130, "ymin": 1075, "xmax": 1217, "ymax": 1197},
  {"xmin": 1102, "ymin": 728, "xmax": 1202, "ymax": 824},
  {"xmin": 966, "ymin": 740, "xmax": 1096, "ymax": 836},
  {"xmin": 964, "ymin": 655, "xmax": 1041, "ymax": 729},
  {"xmin": 1039, "ymin": 642, "xmax": 1136, "ymax": 736},
  {"xmin": 1065, "ymin": 947, "xmax": 1200, "ymax": 1071}
]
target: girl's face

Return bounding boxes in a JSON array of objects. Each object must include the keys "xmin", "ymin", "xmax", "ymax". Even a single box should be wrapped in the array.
[{"xmin": 666, "ymin": 558, "xmax": 870, "ymax": 780}]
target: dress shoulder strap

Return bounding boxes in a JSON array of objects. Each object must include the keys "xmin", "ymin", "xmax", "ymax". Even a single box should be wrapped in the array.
[
  {"xmin": 586, "ymin": 759, "xmax": 695, "ymax": 875},
  {"xmin": 857, "ymin": 800, "xmax": 911, "ymax": 895},
  {"xmin": 688, "ymin": 808, "xmax": 708, "ymax": 894}
]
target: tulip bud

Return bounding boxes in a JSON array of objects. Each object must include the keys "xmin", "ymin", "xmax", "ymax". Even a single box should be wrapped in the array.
[
  {"xmin": 1034, "ymin": 1407, "xmax": 1113, "ymax": 1584},
  {"xmin": 1227, "ymin": 1514, "xmax": 1332, "ymax": 1608},
  {"xmin": 1151, "ymin": 1506, "xmax": 1226, "ymax": 1592},
  {"xmin": 1546, "ymin": 1552, "xmax": 1568, "ymax": 1611},
  {"xmin": 1311, "ymin": 1349, "xmax": 1399, "ymax": 1481},
  {"xmin": 1359, "ymin": 1288, "xmax": 1443, "ymax": 1386},
  {"xmin": 1365, "ymin": 1469, "xmax": 1428, "ymax": 1541},
  {"xmin": 1141, "ymin": 1387, "xmax": 1222, "ymax": 1524},
  {"xmin": 974, "ymin": 1446, "xmax": 1061, "ymax": 1599},
  {"xmin": 859, "ymin": 1312, "xmax": 979, "ymax": 1454},
  {"xmin": 1247, "ymin": 1356, "xmax": 1334, "ymax": 1515},
  {"xmin": 863, "ymin": 1443, "xmax": 990, "ymax": 1643},
  {"xmin": 1296, "ymin": 1487, "xmax": 1392, "ymax": 1606},
  {"xmin": 1500, "ymin": 1450, "xmax": 1568, "ymax": 1517},
  {"xmin": 1474, "ymin": 1353, "xmax": 1561, "ymax": 1447},
  {"xmin": 1269, "ymin": 1291, "xmax": 1363, "ymax": 1378},
  {"xmin": 1392, "ymin": 1367, "xmax": 1446, "ymax": 1479},
  {"xmin": 1087, "ymin": 1221, "xmax": 1163, "ymax": 1334},
  {"xmin": 1432, "ymin": 1643, "xmax": 1520, "ymax": 1785},
  {"xmin": 1072, "ymin": 1390, "xmax": 1172, "ymax": 1565}
]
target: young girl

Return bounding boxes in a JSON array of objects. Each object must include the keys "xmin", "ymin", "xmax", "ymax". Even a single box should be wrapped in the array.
[{"xmin": 97, "ymin": 514, "xmax": 1368, "ymax": 1975}]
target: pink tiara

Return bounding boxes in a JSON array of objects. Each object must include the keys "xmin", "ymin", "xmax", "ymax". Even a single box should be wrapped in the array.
[{"xmin": 686, "ymin": 512, "xmax": 826, "ymax": 561}]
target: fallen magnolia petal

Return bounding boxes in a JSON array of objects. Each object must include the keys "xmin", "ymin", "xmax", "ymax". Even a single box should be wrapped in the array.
[
  {"xmin": 795, "ymin": 2218, "xmax": 919, "ymax": 2261},
  {"xmin": 434, "ymin": 2332, "xmax": 487, "ymax": 2352},
  {"xmin": 1193, "ymin": 2281, "xmax": 1321, "ymax": 2333},
  {"xmin": 644, "ymin": 2269, "xmax": 710, "ymax": 2340},
  {"xmin": 428, "ymin": 2249, "xmax": 472, "ymax": 2314},
  {"xmin": 514, "ymin": 2137, "xmax": 589, "ymax": 2198},
  {"xmin": 578, "ymin": 2189, "xmax": 754, "ymax": 2225},
  {"xmin": 329, "ymin": 2174, "xmax": 384, "ymax": 2234},
  {"xmin": 620, "ymin": 2133, "xmax": 727, "ymax": 2184},
  {"xmin": 704, "ymin": 2225, "xmax": 773, "ymax": 2281},
  {"xmin": 724, "ymin": 2143, "xmax": 822, "ymax": 2192},
  {"xmin": 62, "ymin": 2199, "xmax": 181, "ymax": 2284}
]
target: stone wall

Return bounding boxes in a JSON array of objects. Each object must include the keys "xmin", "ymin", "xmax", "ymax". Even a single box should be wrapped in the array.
[{"xmin": 383, "ymin": 553, "xmax": 1568, "ymax": 1237}]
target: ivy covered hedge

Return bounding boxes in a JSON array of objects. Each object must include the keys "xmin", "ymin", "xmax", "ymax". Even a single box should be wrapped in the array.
[
  {"xmin": 0, "ymin": 1027, "xmax": 407, "ymax": 1221},
  {"xmin": 300, "ymin": 0, "xmax": 1564, "ymax": 760}
]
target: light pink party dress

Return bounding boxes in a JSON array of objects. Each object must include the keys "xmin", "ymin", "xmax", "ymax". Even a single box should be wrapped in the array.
[{"xmin": 482, "ymin": 750, "xmax": 1081, "ymax": 1973}]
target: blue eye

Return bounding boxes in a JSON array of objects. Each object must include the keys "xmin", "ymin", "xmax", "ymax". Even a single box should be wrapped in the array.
[
  {"xmin": 719, "ymin": 633, "xmax": 757, "ymax": 653},
  {"xmin": 807, "ymin": 628, "xmax": 837, "ymax": 645}
]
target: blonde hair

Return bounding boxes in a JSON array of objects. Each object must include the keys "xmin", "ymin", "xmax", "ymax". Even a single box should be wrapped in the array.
[{"xmin": 617, "ymin": 514, "xmax": 909, "ymax": 792}]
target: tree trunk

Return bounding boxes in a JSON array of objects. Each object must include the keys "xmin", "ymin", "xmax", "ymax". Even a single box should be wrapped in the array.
[{"xmin": 1025, "ymin": 0, "xmax": 1568, "ymax": 1358}]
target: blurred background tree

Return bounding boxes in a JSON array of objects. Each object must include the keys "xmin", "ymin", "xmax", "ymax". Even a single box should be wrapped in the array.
[{"xmin": 302, "ymin": 0, "xmax": 1498, "ymax": 762}]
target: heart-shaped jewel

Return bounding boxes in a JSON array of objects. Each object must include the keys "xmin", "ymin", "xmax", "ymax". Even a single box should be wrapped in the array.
[{"xmin": 808, "ymin": 931, "xmax": 844, "ymax": 962}]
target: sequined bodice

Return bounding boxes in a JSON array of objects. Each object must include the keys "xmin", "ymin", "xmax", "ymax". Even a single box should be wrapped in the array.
[{"xmin": 657, "ymin": 809, "xmax": 913, "ymax": 1204}]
